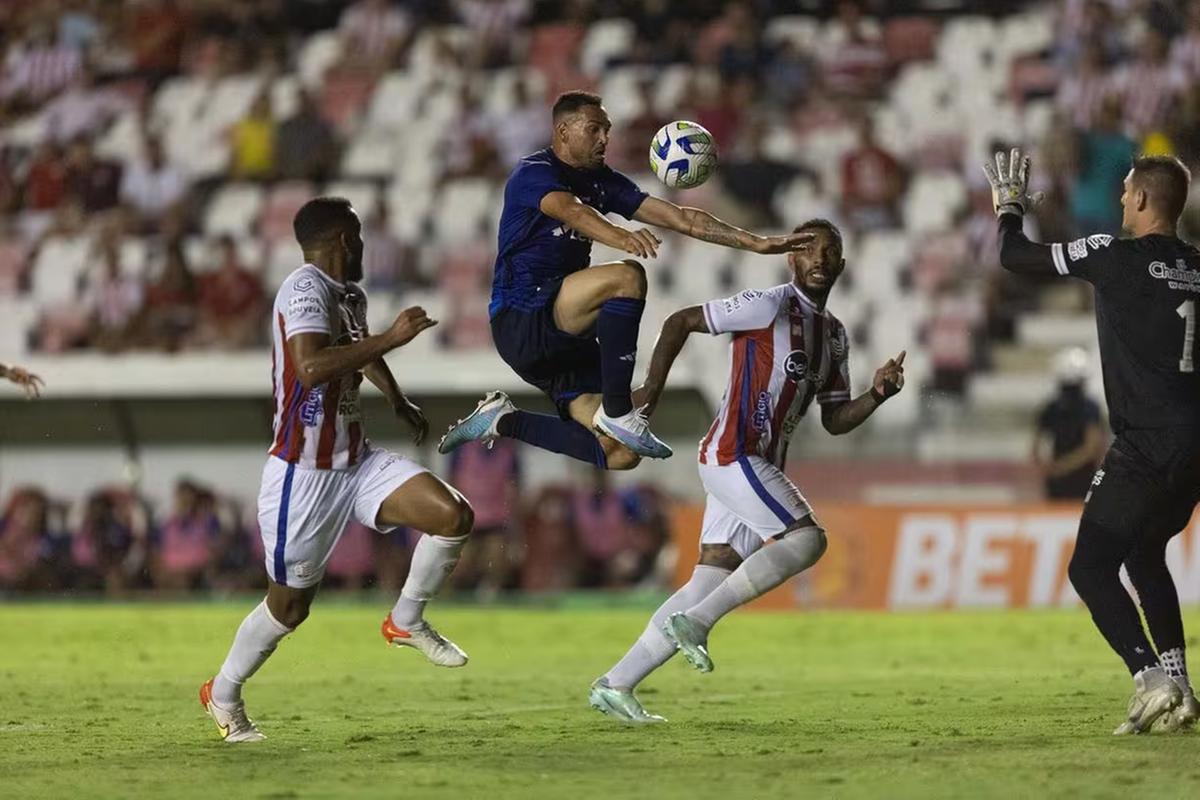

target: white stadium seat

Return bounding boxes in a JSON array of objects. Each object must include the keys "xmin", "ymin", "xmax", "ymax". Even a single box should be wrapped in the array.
[
  {"xmin": 30, "ymin": 235, "xmax": 90, "ymax": 305},
  {"xmin": 296, "ymin": 31, "xmax": 342, "ymax": 88},
  {"xmin": 204, "ymin": 184, "xmax": 265, "ymax": 238},
  {"xmin": 580, "ymin": 19, "xmax": 635, "ymax": 76}
]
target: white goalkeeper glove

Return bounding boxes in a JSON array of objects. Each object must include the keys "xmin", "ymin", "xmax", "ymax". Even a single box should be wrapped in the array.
[{"xmin": 982, "ymin": 147, "xmax": 1043, "ymax": 218}]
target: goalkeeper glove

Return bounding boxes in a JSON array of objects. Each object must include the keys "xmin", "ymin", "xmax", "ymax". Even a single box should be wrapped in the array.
[{"xmin": 982, "ymin": 147, "xmax": 1043, "ymax": 218}]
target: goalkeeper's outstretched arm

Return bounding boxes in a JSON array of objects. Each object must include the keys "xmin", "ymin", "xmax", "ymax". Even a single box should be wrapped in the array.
[{"xmin": 997, "ymin": 212, "xmax": 1059, "ymax": 276}]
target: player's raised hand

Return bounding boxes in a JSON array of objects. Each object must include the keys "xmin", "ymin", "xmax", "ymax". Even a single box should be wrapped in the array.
[
  {"xmin": 387, "ymin": 306, "xmax": 438, "ymax": 347},
  {"xmin": 393, "ymin": 395, "xmax": 430, "ymax": 445},
  {"xmin": 873, "ymin": 350, "xmax": 906, "ymax": 400},
  {"xmin": 619, "ymin": 227, "xmax": 662, "ymax": 259},
  {"xmin": 755, "ymin": 231, "xmax": 817, "ymax": 255},
  {"xmin": 982, "ymin": 147, "xmax": 1044, "ymax": 218},
  {"xmin": 2, "ymin": 364, "xmax": 44, "ymax": 399}
]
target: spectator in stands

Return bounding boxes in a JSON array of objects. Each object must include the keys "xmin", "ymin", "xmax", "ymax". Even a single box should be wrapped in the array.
[
  {"xmin": 1056, "ymin": 0, "xmax": 1124, "ymax": 69},
  {"xmin": 687, "ymin": 73, "xmax": 745, "ymax": 155},
  {"xmin": 324, "ymin": 520, "xmax": 376, "ymax": 589},
  {"xmin": 572, "ymin": 469, "xmax": 633, "ymax": 588},
  {"xmin": 338, "ymin": 0, "xmax": 413, "ymax": 73},
  {"xmin": 611, "ymin": 80, "xmax": 660, "ymax": 173},
  {"xmin": 63, "ymin": 135, "xmax": 122, "ymax": 214},
  {"xmin": 441, "ymin": 83, "xmax": 504, "ymax": 181},
  {"xmin": 0, "ymin": 489, "xmax": 64, "ymax": 592},
  {"xmin": 840, "ymin": 115, "xmax": 904, "ymax": 232},
  {"xmin": 1110, "ymin": 28, "xmax": 1186, "ymax": 138},
  {"xmin": 362, "ymin": 199, "xmax": 425, "ymax": 291},
  {"xmin": 455, "ymin": 0, "xmax": 531, "ymax": 70},
  {"xmin": 490, "ymin": 76, "xmax": 550, "ymax": 169},
  {"xmin": 763, "ymin": 39, "xmax": 816, "ymax": 108},
  {"xmin": 0, "ymin": 23, "xmax": 83, "ymax": 110},
  {"xmin": 139, "ymin": 240, "xmax": 198, "ymax": 350},
  {"xmin": 152, "ymin": 479, "xmax": 220, "ymax": 591},
  {"xmin": 127, "ymin": 0, "xmax": 190, "ymax": 83},
  {"xmin": 22, "ymin": 142, "xmax": 68, "ymax": 214},
  {"xmin": 1070, "ymin": 97, "xmax": 1136, "ymax": 236},
  {"xmin": 721, "ymin": 116, "xmax": 807, "ymax": 227},
  {"xmin": 120, "ymin": 135, "xmax": 189, "ymax": 233},
  {"xmin": 229, "ymin": 93, "xmax": 276, "ymax": 181},
  {"xmin": 449, "ymin": 439, "xmax": 522, "ymax": 597},
  {"xmin": 43, "ymin": 67, "xmax": 131, "ymax": 144},
  {"xmin": 617, "ymin": 485, "xmax": 668, "ymax": 587},
  {"xmin": 520, "ymin": 486, "xmax": 578, "ymax": 592},
  {"xmin": 84, "ymin": 238, "xmax": 144, "ymax": 352},
  {"xmin": 821, "ymin": 0, "xmax": 887, "ymax": 98},
  {"xmin": 275, "ymin": 88, "xmax": 338, "ymax": 182},
  {"xmin": 716, "ymin": 3, "xmax": 770, "ymax": 80},
  {"xmin": 195, "ymin": 235, "xmax": 265, "ymax": 349},
  {"xmin": 72, "ymin": 488, "xmax": 148, "ymax": 595},
  {"xmin": 1056, "ymin": 42, "xmax": 1113, "ymax": 132},
  {"xmin": 1171, "ymin": 0, "xmax": 1200, "ymax": 80},
  {"xmin": 1032, "ymin": 348, "xmax": 1106, "ymax": 501}
]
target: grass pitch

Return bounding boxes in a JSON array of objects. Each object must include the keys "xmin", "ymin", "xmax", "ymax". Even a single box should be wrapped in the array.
[{"xmin": 2, "ymin": 601, "xmax": 1199, "ymax": 799}]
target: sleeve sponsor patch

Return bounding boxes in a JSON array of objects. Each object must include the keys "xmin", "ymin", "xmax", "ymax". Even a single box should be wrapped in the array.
[
  {"xmin": 1067, "ymin": 239, "xmax": 1088, "ymax": 262},
  {"xmin": 722, "ymin": 289, "xmax": 763, "ymax": 314}
]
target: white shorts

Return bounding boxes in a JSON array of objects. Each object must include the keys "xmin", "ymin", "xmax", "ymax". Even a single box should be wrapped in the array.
[
  {"xmin": 258, "ymin": 448, "xmax": 428, "ymax": 588},
  {"xmin": 698, "ymin": 456, "xmax": 813, "ymax": 559}
]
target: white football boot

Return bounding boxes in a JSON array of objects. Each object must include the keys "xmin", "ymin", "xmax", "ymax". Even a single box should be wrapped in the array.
[
  {"xmin": 1113, "ymin": 667, "xmax": 1182, "ymax": 735},
  {"xmin": 381, "ymin": 615, "xmax": 468, "ymax": 668},
  {"xmin": 589, "ymin": 678, "xmax": 666, "ymax": 724},
  {"xmin": 1152, "ymin": 677, "xmax": 1200, "ymax": 732},
  {"xmin": 199, "ymin": 678, "xmax": 265, "ymax": 743}
]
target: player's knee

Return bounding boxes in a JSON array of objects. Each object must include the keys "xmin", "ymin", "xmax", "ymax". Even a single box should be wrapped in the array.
[
  {"xmin": 606, "ymin": 447, "xmax": 641, "ymax": 471},
  {"xmin": 270, "ymin": 596, "xmax": 312, "ymax": 629},
  {"xmin": 609, "ymin": 259, "xmax": 647, "ymax": 299},
  {"xmin": 699, "ymin": 544, "xmax": 743, "ymax": 571},
  {"xmin": 440, "ymin": 495, "xmax": 474, "ymax": 538}
]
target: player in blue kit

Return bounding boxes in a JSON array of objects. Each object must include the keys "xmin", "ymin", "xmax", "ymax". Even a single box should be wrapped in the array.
[{"xmin": 439, "ymin": 91, "xmax": 811, "ymax": 469}]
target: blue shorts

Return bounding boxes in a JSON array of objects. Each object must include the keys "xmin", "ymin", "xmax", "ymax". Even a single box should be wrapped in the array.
[{"xmin": 491, "ymin": 296, "xmax": 602, "ymax": 420}]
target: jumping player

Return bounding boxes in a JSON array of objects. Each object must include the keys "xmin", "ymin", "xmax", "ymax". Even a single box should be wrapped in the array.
[
  {"xmin": 589, "ymin": 219, "xmax": 905, "ymax": 722},
  {"xmin": 200, "ymin": 197, "xmax": 476, "ymax": 742},
  {"xmin": 986, "ymin": 149, "xmax": 1200, "ymax": 734},
  {"xmin": 437, "ymin": 90, "xmax": 813, "ymax": 470}
]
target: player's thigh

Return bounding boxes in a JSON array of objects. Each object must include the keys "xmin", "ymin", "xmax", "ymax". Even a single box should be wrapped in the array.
[
  {"xmin": 355, "ymin": 451, "xmax": 473, "ymax": 537},
  {"xmin": 258, "ymin": 459, "xmax": 355, "ymax": 589},
  {"xmin": 553, "ymin": 260, "xmax": 647, "ymax": 335},
  {"xmin": 698, "ymin": 488, "xmax": 762, "ymax": 562},
  {"xmin": 698, "ymin": 456, "xmax": 813, "ymax": 541},
  {"xmin": 566, "ymin": 393, "xmax": 641, "ymax": 470},
  {"xmin": 1081, "ymin": 441, "xmax": 1165, "ymax": 541}
]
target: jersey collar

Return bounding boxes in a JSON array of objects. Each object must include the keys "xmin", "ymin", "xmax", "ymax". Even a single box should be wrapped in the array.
[
  {"xmin": 789, "ymin": 282, "xmax": 827, "ymax": 314},
  {"xmin": 303, "ymin": 263, "xmax": 346, "ymax": 291}
]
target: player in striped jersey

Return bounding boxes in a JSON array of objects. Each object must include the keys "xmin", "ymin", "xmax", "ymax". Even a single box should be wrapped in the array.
[
  {"xmin": 590, "ymin": 219, "xmax": 906, "ymax": 723},
  {"xmin": 201, "ymin": 198, "xmax": 476, "ymax": 743}
]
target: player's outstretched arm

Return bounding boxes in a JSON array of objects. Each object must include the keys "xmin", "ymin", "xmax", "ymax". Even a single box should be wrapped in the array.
[
  {"xmin": 539, "ymin": 191, "xmax": 662, "ymax": 258},
  {"xmin": 633, "ymin": 196, "xmax": 813, "ymax": 254},
  {"xmin": 0, "ymin": 363, "xmax": 43, "ymax": 399},
  {"xmin": 288, "ymin": 306, "xmax": 436, "ymax": 390},
  {"xmin": 982, "ymin": 147, "xmax": 1058, "ymax": 276},
  {"xmin": 822, "ymin": 351, "xmax": 905, "ymax": 435},
  {"xmin": 364, "ymin": 359, "xmax": 429, "ymax": 445},
  {"xmin": 636, "ymin": 305, "xmax": 709, "ymax": 416}
]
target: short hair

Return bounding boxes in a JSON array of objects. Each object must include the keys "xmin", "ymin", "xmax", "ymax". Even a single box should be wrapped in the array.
[
  {"xmin": 293, "ymin": 196, "xmax": 357, "ymax": 248},
  {"xmin": 552, "ymin": 91, "xmax": 603, "ymax": 121},
  {"xmin": 793, "ymin": 218, "xmax": 843, "ymax": 249},
  {"xmin": 1131, "ymin": 155, "xmax": 1191, "ymax": 221}
]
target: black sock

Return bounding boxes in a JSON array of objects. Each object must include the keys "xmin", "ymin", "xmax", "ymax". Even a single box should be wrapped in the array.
[
  {"xmin": 497, "ymin": 410, "xmax": 607, "ymax": 467},
  {"xmin": 1069, "ymin": 519, "xmax": 1160, "ymax": 675},
  {"xmin": 1125, "ymin": 535, "xmax": 1186, "ymax": 655},
  {"xmin": 596, "ymin": 297, "xmax": 644, "ymax": 418}
]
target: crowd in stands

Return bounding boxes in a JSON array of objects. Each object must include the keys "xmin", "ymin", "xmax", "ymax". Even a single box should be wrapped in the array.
[
  {"xmin": 0, "ymin": 440, "xmax": 670, "ymax": 596},
  {"xmin": 0, "ymin": 0, "xmax": 1198, "ymax": 383}
]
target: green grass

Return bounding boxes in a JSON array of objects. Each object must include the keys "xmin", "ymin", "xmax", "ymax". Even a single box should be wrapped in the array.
[{"xmin": 2, "ymin": 601, "xmax": 1199, "ymax": 799}]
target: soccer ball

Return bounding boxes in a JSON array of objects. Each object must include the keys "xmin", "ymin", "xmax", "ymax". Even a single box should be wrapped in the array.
[{"xmin": 649, "ymin": 120, "xmax": 717, "ymax": 189}]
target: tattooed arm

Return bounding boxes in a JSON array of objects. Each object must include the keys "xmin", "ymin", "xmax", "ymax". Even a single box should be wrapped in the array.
[{"xmin": 633, "ymin": 196, "xmax": 812, "ymax": 254}]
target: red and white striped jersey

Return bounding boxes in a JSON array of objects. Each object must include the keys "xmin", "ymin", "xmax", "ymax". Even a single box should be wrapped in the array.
[
  {"xmin": 269, "ymin": 264, "xmax": 369, "ymax": 469},
  {"xmin": 698, "ymin": 283, "xmax": 851, "ymax": 468}
]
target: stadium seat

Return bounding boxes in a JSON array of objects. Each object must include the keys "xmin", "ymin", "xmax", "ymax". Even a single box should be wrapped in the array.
[
  {"xmin": 431, "ymin": 179, "xmax": 497, "ymax": 244},
  {"xmin": 270, "ymin": 75, "xmax": 301, "ymax": 121},
  {"xmin": 30, "ymin": 235, "xmax": 90, "ymax": 305},
  {"xmin": 0, "ymin": 238, "xmax": 29, "ymax": 296},
  {"xmin": 265, "ymin": 241, "xmax": 305, "ymax": 288},
  {"xmin": 203, "ymin": 74, "xmax": 266, "ymax": 132},
  {"xmin": 366, "ymin": 73, "xmax": 421, "ymax": 128},
  {"xmin": 341, "ymin": 127, "xmax": 398, "ymax": 178},
  {"xmin": 94, "ymin": 110, "xmax": 144, "ymax": 164},
  {"xmin": 580, "ymin": 19, "xmax": 635, "ymax": 76},
  {"xmin": 763, "ymin": 16, "xmax": 821, "ymax": 50},
  {"xmin": 902, "ymin": 172, "xmax": 967, "ymax": 234},
  {"xmin": 324, "ymin": 181, "xmax": 381, "ymax": 217},
  {"xmin": 259, "ymin": 182, "xmax": 315, "ymax": 244},
  {"xmin": 297, "ymin": 30, "xmax": 343, "ymax": 89},
  {"xmin": 118, "ymin": 238, "xmax": 147, "ymax": 278},
  {"xmin": 204, "ymin": 184, "xmax": 265, "ymax": 238}
]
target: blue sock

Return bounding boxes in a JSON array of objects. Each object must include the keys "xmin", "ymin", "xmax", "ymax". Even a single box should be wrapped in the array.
[
  {"xmin": 498, "ymin": 410, "xmax": 608, "ymax": 467},
  {"xmin": 596, "ymin": 297, "xmax": 645, "ymax": 418}
]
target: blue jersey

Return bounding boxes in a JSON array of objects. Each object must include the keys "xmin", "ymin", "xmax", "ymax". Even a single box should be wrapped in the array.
[{"xmin": 489, "ymin": 147, "xmax": 648, "ymax": 317}]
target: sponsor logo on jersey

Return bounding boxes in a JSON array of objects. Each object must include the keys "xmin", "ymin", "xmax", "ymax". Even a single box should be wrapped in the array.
[
  {"xmin": 722, "ymin": 289, "xmax": 763, "ymax": 315},
  {"xmin": 293, "ymin": 276, "xmax": 315, "ymax": 292},
  {"xmin": 752, "ymin": 390, "xmax": 772, "ymax": 431},
  {"xmin": 299, "ymin": 386, "xmax": 324, "ymax": 425},
  {"xmin": 338, "ymin": 387, "xmax": 363, "ymax": 422},
  {"xmin": 1067, "ymin": 238, "xmax": 1088, "ymax": 262},
  {"xmin": 1084, "ymin": 468, "xmax": 1105, "ymax": 504},
  {"xmin": 783, "ymin": 349, "xmax": 809, "ymax": 382},
  {"xmin": 1086, "ymin": 234, "xmax": 1113, "ymax": 250},
  {"xmin": 1148, "ymin": 260, "xmax": 1200, "ymax": 292}
]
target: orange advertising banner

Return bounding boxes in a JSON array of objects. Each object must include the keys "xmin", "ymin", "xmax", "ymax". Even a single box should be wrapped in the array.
[{"xmin": 669, "ymin": 503, "xmax": 1200, "ymax": 610}]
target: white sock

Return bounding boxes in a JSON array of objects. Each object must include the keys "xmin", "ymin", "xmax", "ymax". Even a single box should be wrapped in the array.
[
  {"xmin": 686, "ymin": 526, "xmax": 827, "ymax": 630},
  {"xmin": 1161, "ymin": 646, "xmax": 1189, "ymax": 686},
  {"xmin": 390, "ymin": 534, "xmax": 468, "ymax": 628},
  {"xmin": 604, "ymin": 564, "xmax": 731, "ymax": 689},
  {"xmin": 212, "ymin": 601, "xmax": 292, "ymax": 706}
]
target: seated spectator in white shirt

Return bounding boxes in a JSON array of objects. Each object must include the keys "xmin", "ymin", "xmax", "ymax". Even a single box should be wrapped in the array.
[
  {"xmin": 120, "ymin": 136, "xmax": 189, "ymax": 234},
  {"xmin": 338, "ymin": 0, "xmax": 412, "ymax": 72},
  {"xmin": 85, "ymin": 239, "xmax": 144, "ymax": 352},
  {"xmin": 43, "ymin": 68, "xmax": 131, "ymax": 144},
  {"xmin": 0, "ymin": 24, "xmax": 82, "ymax": 110}
]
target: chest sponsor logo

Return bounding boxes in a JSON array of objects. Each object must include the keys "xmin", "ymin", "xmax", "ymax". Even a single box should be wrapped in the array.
[
  {"xmin": 752, "ymin": 390, "xmax": 772, "ymax": 431},
  {"xmin": 300, "ymin": 386, "xmax": 324, "ymax": 426},
  {"xmin": 339, "ymin": 386, "xmax": 363, "ymax": 423},
  {"xmin": 783, "ymin": 349, "xmax": 809, "ymax": 382},
  {"xmin": 550, "ymin": 224, "xmax": 592, "ymax": 243}
]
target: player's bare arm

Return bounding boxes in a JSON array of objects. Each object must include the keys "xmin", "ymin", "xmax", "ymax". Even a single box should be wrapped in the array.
[
  {"xmin": 637, "ymin": 305, "xmax": 708, "ymax": 416},
  {"xmin": 364, "ymin": 358, "xmax": 429, "ymax": 445},
  {"xmin": 821, "ymin": 351, "xmax": 905, "ymax": 435},
  {"xmin": 288, "ymin": 306, "xmax": 436, "ymax": 389},
  {"xmin": 633, "ymin": 196, "xmax": 815, "ymax": 254},
  {"xmin": 0, "ymin": 362, "xmax": 44, "ymax": 398},
  {"xmin": 539, "ymin": 191, "xmax": 662, "ymax": 259}
]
